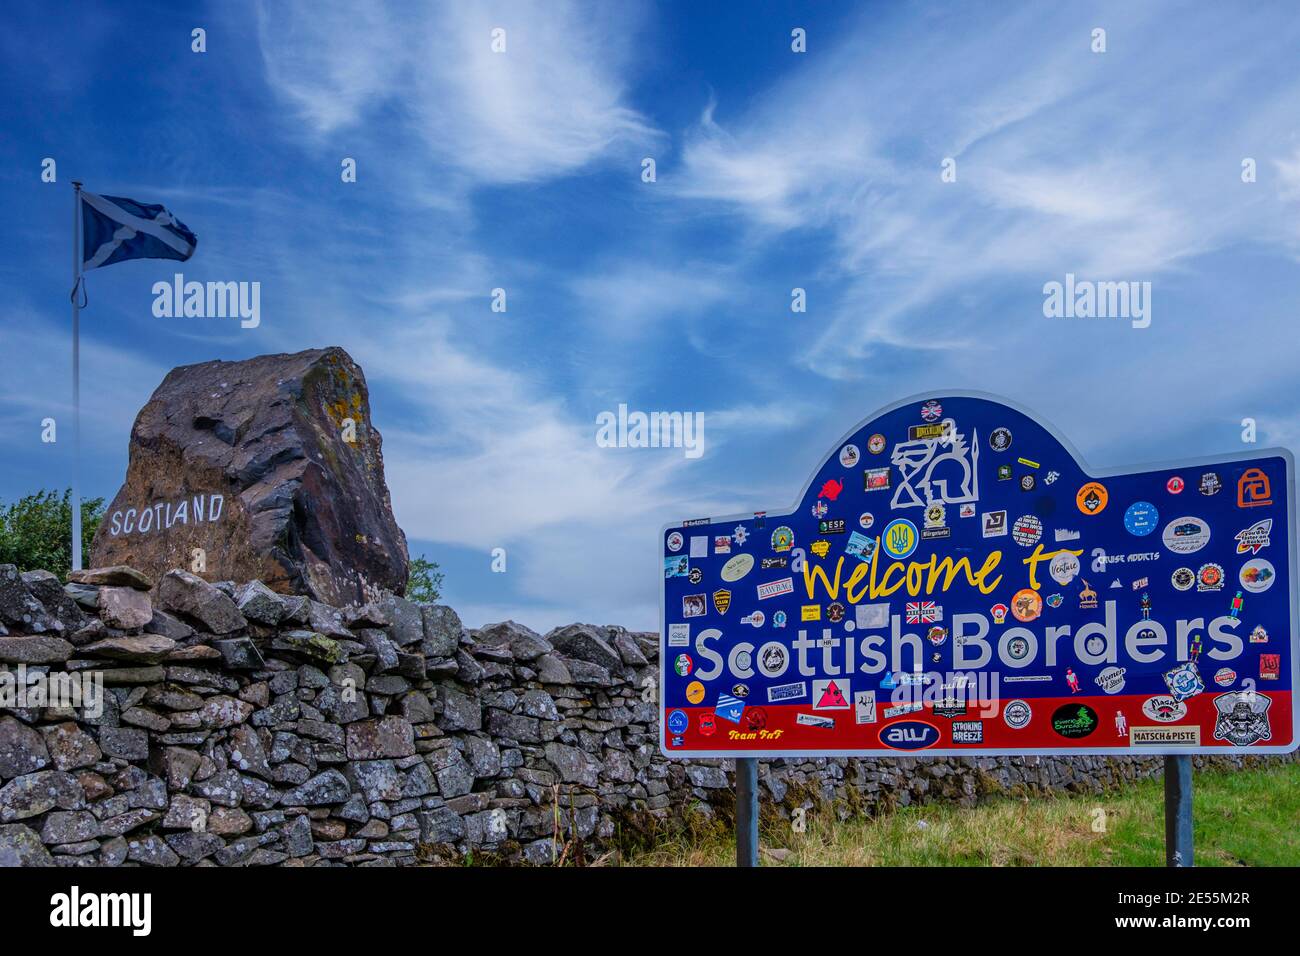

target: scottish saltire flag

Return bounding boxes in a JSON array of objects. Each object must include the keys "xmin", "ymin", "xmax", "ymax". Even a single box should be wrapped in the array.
[{"xmin": 80, "ymin": 191, "xmax": 197, "ymax": 271}]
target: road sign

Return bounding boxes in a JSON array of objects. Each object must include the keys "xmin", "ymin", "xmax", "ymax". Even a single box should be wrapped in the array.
[{"xmin": 659, "ymin": 392, "xmax": 1297, "ymax": 758}]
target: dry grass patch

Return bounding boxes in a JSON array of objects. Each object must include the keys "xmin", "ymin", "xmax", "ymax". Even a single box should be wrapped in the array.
[{"xmin": 627, "ymin": 762, "xmax": 1300, "ymax": 867}]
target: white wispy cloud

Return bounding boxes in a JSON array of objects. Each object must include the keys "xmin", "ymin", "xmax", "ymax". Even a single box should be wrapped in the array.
[
  {"xmin": 255, "ymin": 2, "xmax": 405, "ymax": 134},
  {"xmin": 568, "ymin": 263, "xmax": 733, "ymax": 338},
  {"xmin": 246, "ymin": 0, "xmax": 710, "ymax": 627},
  {"xmin": 0, "ymin": 306, "xmax": 168, "ymax": 452},
  {"xmin": 255, "ymin": 0, "xmax": 660, "ymax": 185},
  {"xmin": 671, "ymin": 1, "xmax": 1300, "ymax": 383}
]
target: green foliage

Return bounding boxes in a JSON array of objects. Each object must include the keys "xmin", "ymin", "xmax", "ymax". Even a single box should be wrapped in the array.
[
  {"xmin": 0, "ymin": 488, "xmax": 104, "ymax": 580},
  {"xmin": 406, "ymin": 554, "xmax": 445, "ymax": 604}
]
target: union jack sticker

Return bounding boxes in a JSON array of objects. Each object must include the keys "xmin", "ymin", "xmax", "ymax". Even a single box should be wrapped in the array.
[{"xmin": 905, "ymin": 600, "xmax": 942, "ymax": 624}]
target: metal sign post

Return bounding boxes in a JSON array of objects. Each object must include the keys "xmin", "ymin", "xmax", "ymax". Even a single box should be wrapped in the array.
[
  {"xmin": 735, "ymin": 757, "xmax": 759, "ymax": 866},
  {"xmin": 70, "ymin": 181, "xmax": 84, "ymax": 572},
  {"xmin": 1164, "ymin": 754, "xmax": 1194, "ymax": 866}
]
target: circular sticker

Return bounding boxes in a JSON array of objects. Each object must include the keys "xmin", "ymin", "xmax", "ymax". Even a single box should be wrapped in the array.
[
  {"xmin": 1124, "ymin": 501, "xmax": 1159, "ymax": 536},
  {"xmin": 827, "ymin": 602, "xmax": 846, "ymax": 623},
  {"xmin": 1006, "ymin": 635, "xmax": 1031, "ymax": 661},
  {"xmin": 1171, "ymin": 567, "xmax": 1195, "ymax": 591},
  {"xmin": 720, "ymin": 553, "xmax": 755, "ymax": 582},
  {"xmin": 868, "ymin": 433, "xmax": 886, "ymax": 454},
  {"xmin": 667, "ymin": 531, "xmax": 683, "ymax": 552},
  {"xmin": 839, "ymin": 444, "xmax": 861, "ymax": 467},
  {"xmin": 1167, "ymin": 476, "xmax": 1185, "ymax": 494},
  {"xmin": 1011, "ymin": 588, "xmax": 1043, "ymax": 622},
  {"xmin": 989, "ymin": 427, "xmax": 1012, "ymax": 452},
  {"xmin": 1214, "ymin": 668, "xmax": 1236, "ymax": 687},
  {"xmin": 1051, "ymin": 703, "xmax": 1098, "ymax": 739},
  {"xmin": 757, "ymin": 642, "xmax": 789, "ymax": 678},
  {"xmin": 1142, "ymin": 696, "xmax": 1187, "ymax": 723},
  {"xmin": 1165, "ymin": 662, "xmax": 1203, "ymax": 701},
  {"xmin": 1197, "ymin": 563, "xmax": 1225, "ymax": 591},
  {"xmin": 881, "ymin": 518, "xmax": 919, "ymax": 560},
  {"xmin": 859, "ymin": 512, "xmax": 874, "ymax": 530},
  {"xmin": 1161, "ymin": 517, "xmax": 1210, "ymax": 554},
  {"xmin": 1076, "ymin": 482, "xmax": 1109, "ymax": 515},
  {"xmin": 685, "ymin": 681, "xmax": 706, "ymax": 704},
  {"xmin": 1011, "ymin": 514, "xmax": 1043, "ymax": 547},
  {"xmin": 1096, "ymin": 666, "xmax": 1126, "ymax": 694},
  {"xmin": 1004, "ymin": 699, "xmax": 1032, "ymax": 729},
  {"xmin": 1239, "ymin": 558, "xmax": 1275, "ymax": 593},
  {"xmin": 673, "ymin": 653, "xmax": 693, "ymax": 676},
  {"xmin": 920, "ymin": 400, "xmax": 943, "ymax": 422},
  {"xmin": 771, "ymin": 526, "xmax": 794, "ymax": 552},
  {"xmin": 1049, "ymin": 551, "xmax": 1080, "ymax": 585},
  {"xmin": 667, "ymin": 710, "xmax": 688, "ymax": 735}
]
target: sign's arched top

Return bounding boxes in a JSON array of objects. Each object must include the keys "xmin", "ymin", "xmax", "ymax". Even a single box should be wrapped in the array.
[{"xmin": 660, "ymin": 392, "xmax": 1297, "ymax": 758}]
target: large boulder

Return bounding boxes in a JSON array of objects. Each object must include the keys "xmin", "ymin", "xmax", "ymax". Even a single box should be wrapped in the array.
[{"xmin": 89, "ymin": 348, "xmax": 409, "ymax": 606}]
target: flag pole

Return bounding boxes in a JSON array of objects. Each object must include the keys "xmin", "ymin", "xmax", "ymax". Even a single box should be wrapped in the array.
[{"xmin": 71, "ymin": 181, "xmax": 83, "ymax": 572}]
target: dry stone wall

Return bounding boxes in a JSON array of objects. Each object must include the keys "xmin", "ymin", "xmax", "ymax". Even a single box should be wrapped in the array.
[{"xmin": 0, "ymin": 563, "xmax": 1289, "ymax": 867}]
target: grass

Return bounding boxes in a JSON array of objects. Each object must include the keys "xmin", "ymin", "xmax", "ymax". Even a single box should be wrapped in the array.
[{"xmin": 628, "ymin": 762, "xmax": 1300, "ymax": 867}]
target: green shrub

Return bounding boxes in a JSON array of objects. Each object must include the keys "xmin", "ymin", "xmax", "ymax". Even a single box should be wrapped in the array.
[
  {"xmin": 0, "ymin": 488, "xmax": 104, "ymax": 580},
  {"xmin": 406, "ymin": 553, "xmax": 445, "ymax": 603}
]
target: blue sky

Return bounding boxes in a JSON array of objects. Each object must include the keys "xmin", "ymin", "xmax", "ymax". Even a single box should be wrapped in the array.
[{"xmin": 3, "ymin": 0, "xmax": 1300, "ymax": 631}]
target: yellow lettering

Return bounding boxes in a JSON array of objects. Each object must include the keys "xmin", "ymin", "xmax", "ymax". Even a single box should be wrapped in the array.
[
  {"xmin": 803, "ymin": 557, "xmax": 843, "ymax": 600},
  {"xmin": 906, "ymin": 561, "xmax": 927, "ymax": 594},
  {"xmin": 813, "ymin": 545, "xmax": 1009, "ymax": 600},
  {"xmin": 975, "ymin": 551, "xmax": 1003, "ymax": 594},
  {"xmin": 844, "ymin": 561, "xmax": 870, "ymax": 603},
  {"xmin": 925, "ymin": 555, "xmax": 973, "ymax": 593},
  {"xmin": 877, "ymin": 560, "xmax": 907, "ymax": 597}
]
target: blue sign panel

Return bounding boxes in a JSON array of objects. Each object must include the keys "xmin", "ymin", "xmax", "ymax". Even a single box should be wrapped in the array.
[{"xmin": 660, "ymin": 392, "xmax": 1297, "ymax": 757}]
